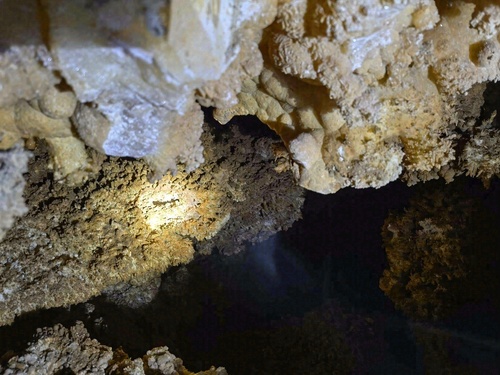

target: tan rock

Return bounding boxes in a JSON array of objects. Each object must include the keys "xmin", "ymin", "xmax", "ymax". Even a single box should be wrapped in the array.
[
  {"xmin": 38, "ymin": 86, "xmax": 78, "ymax": 119},
  {"xmin": 1, "ymin": 322, "xmax": 227, "ymax": 374},
  {"xmin": 0, "ymin": 98, "xmax": 97, "ymax": 185},
  {"xmin": 1, "ymin": 0, "xmax": 277, "ymax": 185},
  {"xmin": 45, "ymin": 137, "xmax": 93, "ymax": 185},
  {"xmin": 15, "ymin": 100, "xmax": 73, "ymax": 139},
  {"xmin": 0, "ymin": 124, "xmax": 303, "ymax": 324},
  {"xmin": 0, "ymin": 150, "xmax": 196, "ymax": 326},
  {"xmin": 0, "ymin": 0, "xmax": 59, "ymax": 107},
  {"xmin": 215, "ymin": 0, "xmax": 500, "ymax": 193},
  {"xmin": 0, "ymin": 107, "xmax": 19, "ymax": 150},
  {"xmin": 72, "ymin": 103, "xmax": 112, "ymax": 155}
]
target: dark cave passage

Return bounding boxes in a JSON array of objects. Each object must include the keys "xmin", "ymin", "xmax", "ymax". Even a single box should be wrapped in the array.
[{"xmin": 1, "ymin": 177, "xmax": 500, "ymax": 374}]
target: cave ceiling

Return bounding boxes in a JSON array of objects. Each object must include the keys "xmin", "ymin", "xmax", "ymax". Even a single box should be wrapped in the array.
[{"xmin": 1, "ymin": 0, "xmax": 500, "ymax": 373}]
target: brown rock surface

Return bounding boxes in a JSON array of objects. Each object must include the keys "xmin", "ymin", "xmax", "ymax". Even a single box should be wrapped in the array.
[
  {"xmin": 1, "ymin": 0, "xmax": 277, "ymax": 185},
  {"xmin": 44, "ymin": 0, "xmax": 277, "ymax": 176},
  {"xmin": 379, "ymin": 179, "xmax": 500, "ymax": 320},
  {"xmin": 0, "ymin": 122, "xmax": 303, "ymax": 325}
]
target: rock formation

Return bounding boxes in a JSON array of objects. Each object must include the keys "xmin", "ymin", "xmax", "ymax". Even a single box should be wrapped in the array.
[
  {"xmin": 0, "ymin": 123, "xmax": 303, "ymax": 326},
  {"xmin": 0, "ymin": 0, "xmax": 277, "ymax": 182},
  {"xmin": 0, "ymin": 147, "xmax": 31, "ymax": 242},
  {"xmin": 0, "ymin": 321, "xmax": 227, "ymax": 374},
  {"xmin": 215, "ymin": 0, "xmax": 500, "ymax": 193},
  {"xmin": 1, "ymin": 0, "xmax": 500, "ymax": 199},
  {"xmin": 380, "ymin": 179, "xmax": 500, "ymax": 320},
  {"xmin": 1, "ymin": 0, "xmax": 500, "ymax": 371}
]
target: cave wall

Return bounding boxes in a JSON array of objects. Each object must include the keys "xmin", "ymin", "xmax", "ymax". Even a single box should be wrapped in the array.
[
  {"xmin": 215, "ymin": 0, "xmax": 500, "ymax": 192},
  {"xmin": 1, "ymin": 0, "xmax": 500, "ymax": 373},
  {"xmin": 2, "ymin": 0, "xmax": 500, "ymax": 207}
]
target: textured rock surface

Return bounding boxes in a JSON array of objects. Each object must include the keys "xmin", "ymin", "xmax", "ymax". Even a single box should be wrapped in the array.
[
  {"xmin": 0, "ymin": 321, "xmax": 227, "ymax": 374},
  {"xmin": 0, "ymin": 146, "xmax": 30, "ymax": 242},
  {"xmin": 0, "ymin": 0, "xmax": 277, "ymax": 181},
  {"xmin": 0, "ymin": 122, "xmax": 303, "ymax": 325},
  {"xmin": 215, "ymin": 0, "xmax": 500, "ymax": 193},
  {"xmin": 3, "ymin": 0, "xmax": 499, "ymax": 195},
  {"xmin": 0, "ymin": 0, "xmax": 58, "ymax": 108},
  {"xmin": 0, "ymin": 0, "xmax": 99, "ymax": 185},
  {"xmin": 460, "ymin": 83, "xmax": 500, "ymax": 185},
  {"xmin": 0, "ymin": 90, "xmax": 94, "ymax": 185},
  {"xmin": 0, "ymin": 144, "xmax": 194, "ymax": 326},
  {"xmin": 379, "ymin": 179, "xmax": 500, "ymax": 321},
  {"xmin": 194, "ymin": 124, "xmax": 305, "ymax": 255},
  {"xmin": 46, "ymin": 0, "xmax": 276, "ymax": 178}
]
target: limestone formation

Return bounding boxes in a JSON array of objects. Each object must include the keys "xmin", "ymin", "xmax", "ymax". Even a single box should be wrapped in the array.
[
  {"xmin": 8, "ymin": 0, "xmax": 274, "ymax": 167},
  {"xmin": 194, "ymin": 126, "xmax": 305, "ymax": 256},
  {"xmin": 0, "ymin": 0, "xmax": 101, "ymax": 185},
  {"xmin": 0, "ymin": 91, "xmax": 96, "ymax": 185},
  {"xmin": 0, "ymin": 0, "xmax": 58, "ymax": 108},
  {"xmin": 215, "ymin": 0, "xmax": 500, "ymax": 193},
  {"xmin": 0, "ymin": 145, "xmax": 194, "ymax": 326},
  {"xmin": 0, "ymin": 321, "xmax": 227, "ymax": 374},
  {"xmin": 461, "ymin": 111, "xmax": 500, "ymax": 186},
  {"xmin": 0, "ymin": 0, "xmax": 277, "ymax": 186},
  {"xmin": 3, "ymin": 0, "xmax": 499, "ymax": 197},
  {"xmin": 0, "ymin": 146, "xmax": 30, "ymax": 242},
  {"xmin": 379, "ymin": 179, "xmax": 500, "ymax": 321},
  {"xmin": 0, "ymin": 123, "xmax": 303, "ymax": 325}
]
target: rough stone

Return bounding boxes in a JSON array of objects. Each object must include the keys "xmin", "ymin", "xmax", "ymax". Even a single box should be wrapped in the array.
[
  {"xmin": 215, "ymin": 0, "xmax": 500, "ymax": 193},
  {"xmin": 0, "ymin": 321, "xmax": 227, "ymax": 374},
  {"xmin": 0, "ymin": 146, "xmax": 30, "ymax": 242},
  {"xmin": 0, "ymin": 122, "xmax": 303, "ymax": 324},
  {"xmin": 0, "ymin": 0, "xmax": 58, "ymax": 108},
  {"xmin": 38, "ymin": 86, "xmax": 78, "ymax": 119},
  {"xmin": 0, "ymin": 97, "xmax": 100, "ymax": 185},
  {"xmin": 380, "ymin": 179, "xmax": 500, "ymax": 320},
  {"xmin": 0, "ymin": 0, "xmax": 277, "ymax": 184},
  {"xmin": 45, "ymin": 0, "xmax": 277, "ymax": 175}
]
